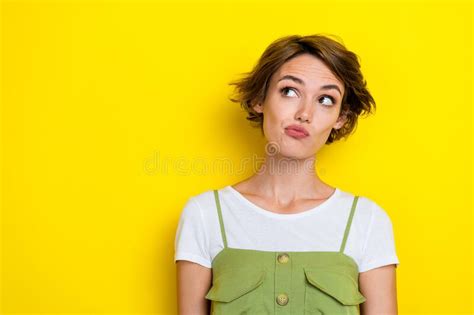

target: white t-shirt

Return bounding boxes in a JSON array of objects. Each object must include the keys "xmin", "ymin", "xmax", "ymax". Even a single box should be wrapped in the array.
[{"xmin": 174, "ymin": 185, "xmax": 400, "ymax": 273}]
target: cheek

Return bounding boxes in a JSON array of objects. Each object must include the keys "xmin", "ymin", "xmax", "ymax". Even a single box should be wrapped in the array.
[
  {"xmin": 263, "ymin": 99, "xmax": 291, "ymax": 126},
  {"xmin": 312, "ymin": 107, "xmax": 340, "ymax": 130}
]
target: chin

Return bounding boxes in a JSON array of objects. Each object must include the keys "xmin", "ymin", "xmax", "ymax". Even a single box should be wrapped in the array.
[{"xmin": 278, "ymin": 146, "xmax": 313, "ymax": 160}]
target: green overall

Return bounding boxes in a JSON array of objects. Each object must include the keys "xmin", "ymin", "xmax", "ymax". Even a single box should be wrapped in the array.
[{"xmin": 205, "ymin": 189, "xmax": 367, "ymax": 315}]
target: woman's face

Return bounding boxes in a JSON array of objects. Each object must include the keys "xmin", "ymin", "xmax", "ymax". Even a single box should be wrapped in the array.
[{"xmin": 253, "ymin": 53, "xmax": 347, "ymax": 159}]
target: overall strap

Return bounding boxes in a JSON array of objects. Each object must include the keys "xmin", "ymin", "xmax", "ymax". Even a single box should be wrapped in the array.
[
  {"xmin": 213, "ymin": 189, "xmax": 228, "ymax": 248},
  {"xmin": 339, "ymin": 195, "xmax": 359, "ymax": 253}
]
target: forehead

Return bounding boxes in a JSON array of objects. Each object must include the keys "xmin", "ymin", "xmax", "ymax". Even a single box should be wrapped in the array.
[{"xmin": 273, "ymin": 54, "xmax": 343, "ymax": 89}]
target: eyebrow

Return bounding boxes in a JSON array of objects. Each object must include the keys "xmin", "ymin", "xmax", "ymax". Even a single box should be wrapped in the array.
[{"xmin": 277, "ymin": 74, "xmax": 342, "ymax": 96}]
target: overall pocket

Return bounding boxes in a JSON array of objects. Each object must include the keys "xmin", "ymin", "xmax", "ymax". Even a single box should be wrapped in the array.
[
  {"xmin": 205, "ymin": 267, "xmax": 266, "ymax": 315},
  {"xmin": 303, "ymin": 267, "xmax": 366, "ymax": 315}
]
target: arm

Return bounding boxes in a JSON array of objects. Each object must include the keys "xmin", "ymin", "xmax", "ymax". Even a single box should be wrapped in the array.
[
  {"xmin": 358, "ymin": 200, "xmax": 400, "ymax": 314},
  {"xmin": 177, "ymin": 260, "xmax": 212, "ymax": 315},
  {"xmin": 174, "ymin": 196, "xmax": 213, "ymax": 314},
  {"xmin": 359, "ymin": 264, "xmax": 398, "ymax": 315}
]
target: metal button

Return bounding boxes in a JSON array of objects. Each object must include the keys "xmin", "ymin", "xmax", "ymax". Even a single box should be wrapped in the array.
[
  {"xmin": 277, "ymin": 253, "xmax": 289, "ymax": 264},
  {"xmin": 276, "ymin": 293, "xmax": 289, "ymax": 306}
]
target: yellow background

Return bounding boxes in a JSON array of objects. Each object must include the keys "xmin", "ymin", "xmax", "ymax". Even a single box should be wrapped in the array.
[{"xmin": 1, "ymin": 0, "xmax": 472, "ymax": 314}]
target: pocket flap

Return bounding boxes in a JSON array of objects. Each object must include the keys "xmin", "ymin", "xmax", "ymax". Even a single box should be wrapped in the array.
[
  {"xmin": 205, "ymin": 267, "xmax": 266, "ymax": 303},
  {"xmin": 303, "ymin": 267, "xmax": 366, "ymax": 305}
]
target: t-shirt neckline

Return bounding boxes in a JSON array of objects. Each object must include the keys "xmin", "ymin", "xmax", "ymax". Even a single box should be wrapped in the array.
[{"xmin": 224, "ymin": 185, "xmax": 341, "ymax": 219}]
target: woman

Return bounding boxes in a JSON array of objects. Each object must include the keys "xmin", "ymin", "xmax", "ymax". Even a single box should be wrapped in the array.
[{"xmin": 175, "ymin": 34, "xmax": 400, "ymax": 315}]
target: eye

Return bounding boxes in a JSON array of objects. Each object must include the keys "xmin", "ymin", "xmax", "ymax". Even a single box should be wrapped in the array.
[
  {"xmin": 319, "ymin": 95, "xmax": 335, "ymax": 106},
  {"xmin": 279, "ymin": 86, "xmax": 298, "ymax": 98}
]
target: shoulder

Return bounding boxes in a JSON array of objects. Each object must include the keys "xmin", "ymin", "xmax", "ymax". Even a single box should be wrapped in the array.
[
  {"xmin": 186, "ymin": 188, "xmax": 218, "ymax": 212},
  {"xmin": 177, "ymin": 189, "xmax": 216, "ymax": 225},
  {"xmin": 179, "ymin": 188, "xmax": 223, "ymax": 225},
  {"xmin": 338, "ymin": 189, "xmax": 394, "ymax": 227},
  {"xmin": 358, "ymin": 194, "xmax": 394, "ymax": 228}
]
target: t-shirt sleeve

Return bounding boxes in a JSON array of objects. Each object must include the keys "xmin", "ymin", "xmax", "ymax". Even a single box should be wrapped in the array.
[
  {"xmin": 359, "ymin": 202, "xmax": 400, "ymax": 273},
  {"xmin": 174, "ymin": 197, "xmax": 212, "ymax": 268}
]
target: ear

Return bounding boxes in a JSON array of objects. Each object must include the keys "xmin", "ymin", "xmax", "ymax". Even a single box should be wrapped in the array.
[
  {"xmin": 252, "ymin": 100, "xmax": 263, "ymax": 114},
  {"xmin": 333, "ymin": 109, "xmax": 348, "ymax": 130}
]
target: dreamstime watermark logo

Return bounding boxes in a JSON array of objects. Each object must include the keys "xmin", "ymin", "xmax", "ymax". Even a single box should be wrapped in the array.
[
  {"xmin": 143, "ymin": 141, "xmax": 317, "ymax": 176},
  {"xmin": 265, "ymin": 141, "xmax": 280, "ymax": 156},
  {"xmin": 143, "ymin": 151, "xmax": 264, "ymax": 176}
]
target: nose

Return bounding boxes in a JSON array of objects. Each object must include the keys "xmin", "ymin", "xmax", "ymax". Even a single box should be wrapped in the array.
[{"xmin": 295, "ymin": 98, "xmax": 313, "ymax": 123}]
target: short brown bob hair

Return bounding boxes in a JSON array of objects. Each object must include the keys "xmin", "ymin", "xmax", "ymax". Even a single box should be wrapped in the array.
[{"xmin": 229, "ymin": 34, "xmax": 376, "ymax": 144}]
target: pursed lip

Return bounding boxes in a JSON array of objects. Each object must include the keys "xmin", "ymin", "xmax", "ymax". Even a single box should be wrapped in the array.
[{"xmin": 284, "ymin": 124, "xmax": 310, "ymax": 136}]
